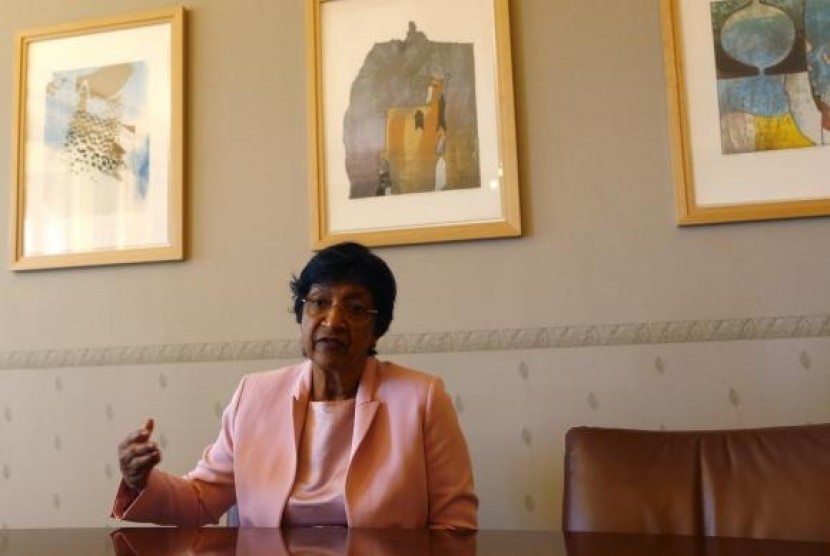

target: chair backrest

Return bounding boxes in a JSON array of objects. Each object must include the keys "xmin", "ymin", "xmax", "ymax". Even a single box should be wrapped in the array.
[
  {"xmin": 562, "ymin": 427, "xmax": 703, "ymax": 536},
  {"xmin": 699, "ymin": 424, "xmax": 830, "ymax": 541},
  {"xmin": 562, "ymin": 424, "xmax": 830, "ymax": 542}
]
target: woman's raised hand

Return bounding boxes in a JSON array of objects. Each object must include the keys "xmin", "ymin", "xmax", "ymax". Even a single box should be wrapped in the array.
[{"xmin": 118, "ymin": 418, "xmax": 161, "ymax": 492}]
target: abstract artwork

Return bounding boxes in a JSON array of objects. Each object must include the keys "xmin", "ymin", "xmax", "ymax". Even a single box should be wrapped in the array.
[
  {"xmin": 661, "ymin": 0, "xmax": 830, "ymax": 224},
  {"xmin": 45, "ymin": 62, "xmax": 150, "ymax": 202},
  {"xmin": 712, "ymin": 0, "xmax": 830, "ymax": 154},
  {"xmin": 344, "ymin": 23, "xmax": 480, "ymax": 198},
  {"xmin": 11, "ymin": 8, "xmax": 184, "ymax": 270}
]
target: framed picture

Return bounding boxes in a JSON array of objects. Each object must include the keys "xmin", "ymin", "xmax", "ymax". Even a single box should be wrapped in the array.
[
  {"xmin": 306, "ymin": 0, "xmax": 520, "ymax": 248},
  {"xmin": 10, "ymin": 7, "xmax": 185, "ymax": 270},
  {"xmin": 662, "ymin": 0, "xmax": 830, "ymax": 225}
]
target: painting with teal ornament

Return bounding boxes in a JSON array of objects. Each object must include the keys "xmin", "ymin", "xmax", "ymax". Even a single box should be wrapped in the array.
[{"xmin": 711, "ymin": 0, "xmax": 830, "ymax": 154}]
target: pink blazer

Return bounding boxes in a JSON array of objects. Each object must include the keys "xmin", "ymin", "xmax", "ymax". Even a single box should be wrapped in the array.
[{"xmin": 113, "ymin": 358, "xmax": 478, "ymax": 529}]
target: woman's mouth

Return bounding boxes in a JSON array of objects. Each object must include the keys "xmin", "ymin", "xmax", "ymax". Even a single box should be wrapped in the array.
[{"xmin": 315, "ymin": 337, "xmax": 346, "ymax": 350}]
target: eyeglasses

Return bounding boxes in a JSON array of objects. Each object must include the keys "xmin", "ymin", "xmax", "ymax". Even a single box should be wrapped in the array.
[{"xmin": 302, "ymin": 298, "xmax": 378, "ymax": 323}]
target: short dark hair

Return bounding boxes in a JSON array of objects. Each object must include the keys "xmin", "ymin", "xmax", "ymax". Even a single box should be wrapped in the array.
[{"xmin": 290, "ymin": 242, "xmax": 397, "ymax": 343}]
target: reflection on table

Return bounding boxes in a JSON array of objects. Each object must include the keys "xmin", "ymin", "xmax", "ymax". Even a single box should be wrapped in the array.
[
  {"xmin": 110, "ymin": 527, "xmax": 477, "ymax": 556},
  {"xmin": 0, "ymin": 527, "xmax": 828, "ymax": 556}
]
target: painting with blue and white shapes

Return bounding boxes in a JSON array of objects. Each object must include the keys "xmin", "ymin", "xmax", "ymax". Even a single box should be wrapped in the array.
[
  {"xmin": 44, "ymin": 61, "xmax": 150, "ymax": 198},
  {"xmin": 711, "ymin": 0, "xmax": 830, "ymax": 154}
]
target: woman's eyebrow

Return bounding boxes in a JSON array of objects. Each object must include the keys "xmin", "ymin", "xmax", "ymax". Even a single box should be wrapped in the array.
[{"xmin": 308, "ymin": 289, "xmax": 370, "ymax": 301}]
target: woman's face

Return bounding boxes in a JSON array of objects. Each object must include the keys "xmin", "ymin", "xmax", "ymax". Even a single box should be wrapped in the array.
[{"xmin": 300, "ymin": 282, "xmax": 379, "ymax": 375}]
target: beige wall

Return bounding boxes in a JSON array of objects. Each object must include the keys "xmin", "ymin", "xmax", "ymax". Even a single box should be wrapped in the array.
[{"xmin": 1, "ymin": 0, "xmax": 829, "ymax": 529}]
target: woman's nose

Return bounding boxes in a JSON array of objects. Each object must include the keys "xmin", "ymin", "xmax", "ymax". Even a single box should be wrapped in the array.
[{"xmin": 320, "ymin": 304, "xmax": 347, "ymax": 327}]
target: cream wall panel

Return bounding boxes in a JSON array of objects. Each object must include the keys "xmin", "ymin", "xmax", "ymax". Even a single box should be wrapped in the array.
[
  {"xmin": 398, "ymin": 338, "xmax": 830, "ymax": 529},
  {"xmin": 1, "ymin": 338, "xmax": 829, "ymax": 529},
  {"xmin": 0, "ymin": 359, "xmax": 274, "ymax": 528}
]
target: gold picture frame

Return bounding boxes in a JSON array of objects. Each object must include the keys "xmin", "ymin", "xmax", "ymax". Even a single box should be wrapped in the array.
[
  {"xmin": 10, "ymin": 7, "xmax": 185, "ymax": 270},
  {"xmin": 307, "ymin": 0, "xmax": 520, "ymax": 248},
  {"xmin": 662, "ymin": 0, "xmax": 830, "ymax": 225}
]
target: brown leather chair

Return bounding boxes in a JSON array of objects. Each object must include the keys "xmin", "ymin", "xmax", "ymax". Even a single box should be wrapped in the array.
[
  {"xmin": 562, "ymin": 427, "xmax": 704, "ymax": 536},
  {"xmin": 699, "ymin": 424, "xmax": 830, "ymax": 541},
  {"xmin": 562, "ymin": 424, "xmax": 830, "ymax": 542}
]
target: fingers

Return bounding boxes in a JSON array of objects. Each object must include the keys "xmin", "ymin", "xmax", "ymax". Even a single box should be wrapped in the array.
[
  {"xmin": 118, "ymin": 431, "xmax": 147, "ymax": 451},
  {"xmin": 120, "ymin": 446, "xmax": 161, "ymax": 491},
  {"xmin": 122, "ymin": 449, "xmax": 161, "ymax": 481},
  {"xmin": 118, "ymin": 419, "xmax": 162, "ymax": 491}
]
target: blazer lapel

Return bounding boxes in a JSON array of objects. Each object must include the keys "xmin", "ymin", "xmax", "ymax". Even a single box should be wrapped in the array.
[
  {"xmin": 291, "ymin": 364, "xmax": 312, "ymax": 451},
  {"xmin": 350, "ymin": 358, "xmax": 380, "ymax": 460},
  {"xmin": 271, "ymin": 361, "xmax": 311, "ymax": 525}
]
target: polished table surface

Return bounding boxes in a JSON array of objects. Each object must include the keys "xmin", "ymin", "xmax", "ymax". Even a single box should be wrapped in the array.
[{"xmin": 1, "ymin": 528, "xmax": 829, "ymax": 556}]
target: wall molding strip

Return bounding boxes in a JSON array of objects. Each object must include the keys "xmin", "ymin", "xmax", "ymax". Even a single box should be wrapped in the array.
[{"xmin": 2, "ymin": 314, "xmax": 829, "ymax": 370}]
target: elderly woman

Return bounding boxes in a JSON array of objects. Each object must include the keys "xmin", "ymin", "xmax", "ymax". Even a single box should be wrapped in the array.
[{"xmin": 113, "ymin": 242, "xmax": 477, "ymax": 529}]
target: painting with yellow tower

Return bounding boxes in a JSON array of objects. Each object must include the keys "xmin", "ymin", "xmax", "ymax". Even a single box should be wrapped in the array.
[{"xmin": 342, "ymin": 22, "xmax": 480, "ymax": 199}]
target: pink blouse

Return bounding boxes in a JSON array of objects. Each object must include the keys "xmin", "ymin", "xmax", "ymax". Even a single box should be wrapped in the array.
[{"xmin": 282, "ymin": 398, "xmax": 355, "ymax": 527}]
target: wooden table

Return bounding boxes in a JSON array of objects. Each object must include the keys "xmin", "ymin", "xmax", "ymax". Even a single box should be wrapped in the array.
[{"xmin": 1, "ymin": 528, "xmax": 828, "ymax": 555}]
